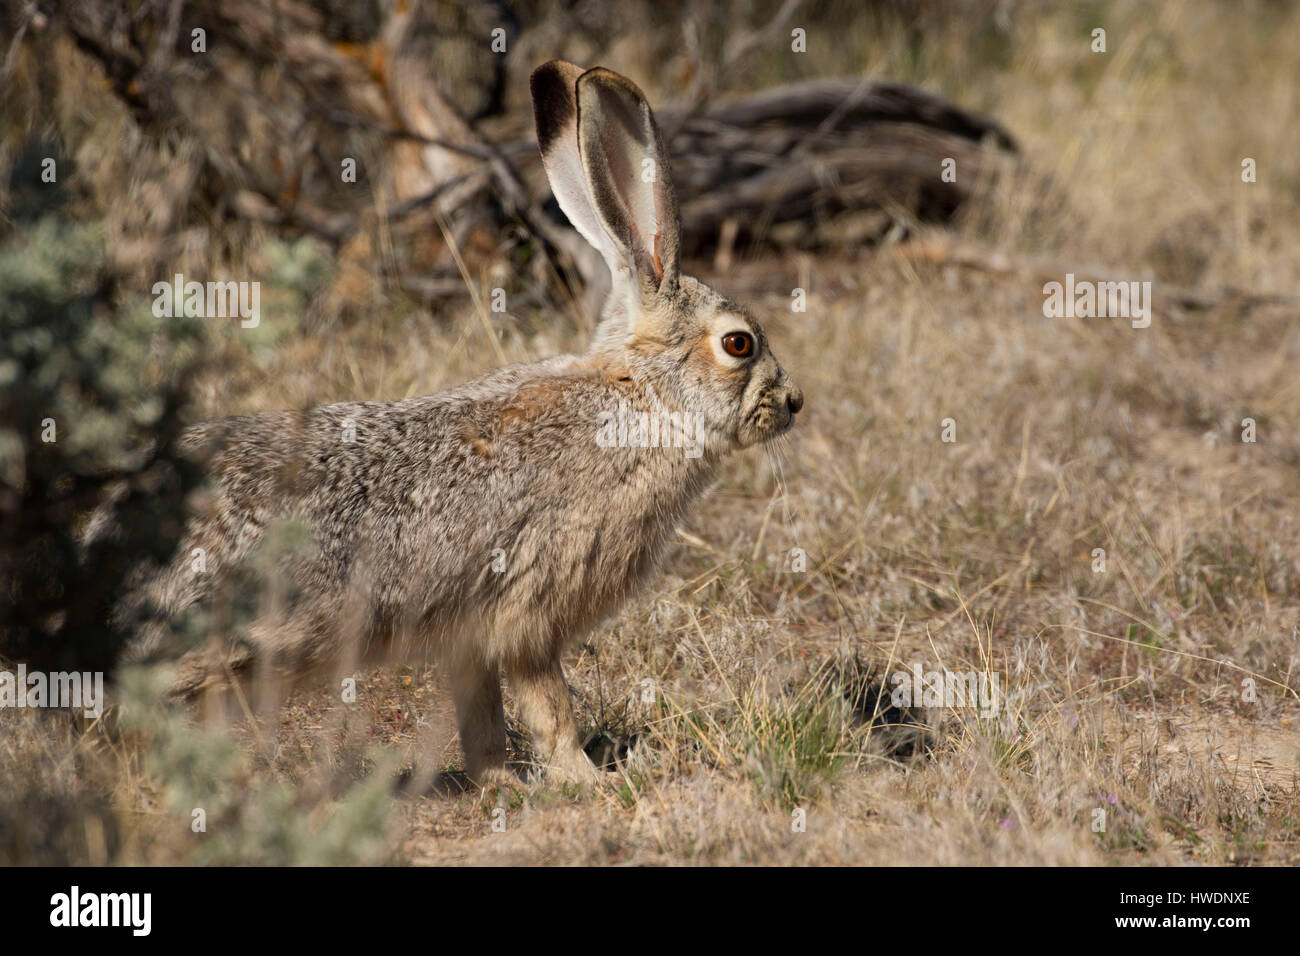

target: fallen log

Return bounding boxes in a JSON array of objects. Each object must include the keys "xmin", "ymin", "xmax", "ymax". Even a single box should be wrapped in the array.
[{"xmin": 656, "ymin": 79, "xmax": 1020, "ymax": 256}]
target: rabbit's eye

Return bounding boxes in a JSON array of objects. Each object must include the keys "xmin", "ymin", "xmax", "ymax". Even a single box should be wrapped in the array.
[{"xmin": 721, "ymin": 332, "xmax": 754, "ymax": 358}]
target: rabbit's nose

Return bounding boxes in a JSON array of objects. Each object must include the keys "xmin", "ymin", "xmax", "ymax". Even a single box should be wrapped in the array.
[{"xmin": 786, "ymin": 387, "xmax": 804, "ymax": 415}]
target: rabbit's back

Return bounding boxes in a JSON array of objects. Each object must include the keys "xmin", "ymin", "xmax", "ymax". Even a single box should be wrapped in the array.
[{"xmin": 150, "ymin": 353, "xmax": 717, "ymax": 675}]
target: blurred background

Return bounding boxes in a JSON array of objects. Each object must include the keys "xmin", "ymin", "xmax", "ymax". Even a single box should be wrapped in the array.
[{"xmin": 2, "ymin": 0, "xmax": 1299, "ymax": 865}]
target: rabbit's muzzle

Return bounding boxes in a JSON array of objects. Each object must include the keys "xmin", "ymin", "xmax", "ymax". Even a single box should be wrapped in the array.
[
  {"xmin": 774, "ymin": 381, "xmax": 804, "ymax": 435},
  {"xmin": 740, "ymin": 377, "xmax": 804, "ymax": 446}
]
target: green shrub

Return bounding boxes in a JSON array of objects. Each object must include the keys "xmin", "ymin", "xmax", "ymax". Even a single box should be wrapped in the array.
[{"xmin": 0, "ymin": 217, "xmax": 206, "ymax": 675}]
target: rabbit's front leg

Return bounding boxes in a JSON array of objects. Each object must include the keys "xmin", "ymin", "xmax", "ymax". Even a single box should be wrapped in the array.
[
  {"xmin": 508, "ymin": 654, "xmax": 601, "ymax": 785},
  {"xmin": 450, "ymin": 657, "xmax": 508, "ymax": 785}
]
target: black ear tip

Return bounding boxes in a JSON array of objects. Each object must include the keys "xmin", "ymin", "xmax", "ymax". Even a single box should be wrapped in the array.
[
  {"xmin": 529, "ymin": 60, "xmax": 561, "ymax": 92},
  {"xmin": 531, "ymin": 60, "xmax": 585, "ymax": 152},
  {"xmin": 530, "ymin": 61, "xmax": 566, "ymax": 108}
]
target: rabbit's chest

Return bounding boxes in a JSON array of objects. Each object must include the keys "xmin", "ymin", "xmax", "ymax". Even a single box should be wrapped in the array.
[{"xmin": 535, "ymin": 452, "xmax": 718, "ymax": 622}]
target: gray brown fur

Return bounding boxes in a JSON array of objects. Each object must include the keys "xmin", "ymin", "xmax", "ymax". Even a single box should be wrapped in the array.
[{"xmin": 128, "ymin": 61, "xmax": 803, "ymax": 784}]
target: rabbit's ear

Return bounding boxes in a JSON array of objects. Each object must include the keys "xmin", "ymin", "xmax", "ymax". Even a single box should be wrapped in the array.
[
  {"xmin": 531, "ymin": 60, "xmax": 627, "ymax": 281},
  {"xmin": 575, "ymin": 67, "xmax": 681, "ymax": 297}
]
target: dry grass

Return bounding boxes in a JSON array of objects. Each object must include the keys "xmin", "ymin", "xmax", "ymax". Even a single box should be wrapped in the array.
[{"xmin": 4, "ymin": 0, "xmax": 1300, "ymax": 865}]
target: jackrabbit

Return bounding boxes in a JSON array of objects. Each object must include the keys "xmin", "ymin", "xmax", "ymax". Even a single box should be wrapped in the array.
[{"xmin": 125, "ymin": 61, "xmax": 803, "ymax": 784}]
